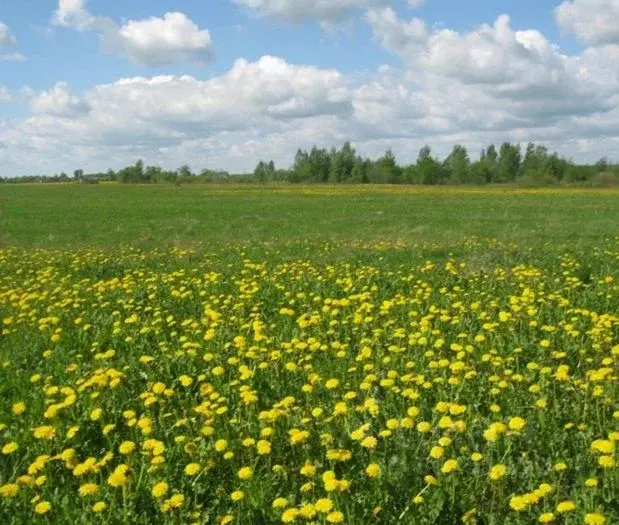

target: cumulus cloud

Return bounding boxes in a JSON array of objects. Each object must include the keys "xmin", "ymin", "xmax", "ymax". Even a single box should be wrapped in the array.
[
  {"xmin": 53, "ymin": 0, "xmax": 94, "ymax": 30},
  {"xmin": 555, "ymin": 0, "xmax": 619, "ymax": 45},
  {"xmin": 0, "ymin": 21, "xmax": 17, "ymax": 49},
  {"xmin": 232, "ymin": 0, "xmax": 396, "ymax": 24},
  {"xmin": 0, "ymin": 20, "xmax": 25, "ymax": 61},
  {"xmin": 30, "ymin": 82, "xmax": 91, "ymax": 117},
  {"xmin": 0, "ymin": 86, "xmax": 12, "ymax": 102},
  {"xmin": 52, "ymin": 1, "xmax": 213, "ymax": 66},
  {"xmin": 0, "ymin": 56, "xmax": 355, "ymax": 174},
  {"xmin": 365, "ymin": 8, "xmax": 427, "ymax": 56},
  {"xmin": 365, "ymin": 9, "xmax": 616, "ymax": 125},
  {"xmin": 112, "ymin": 13, "xmax": 212, "ymax": 66},
  {"xmin": 3, "ymin": 6, "xmax": 619, "ymax": 177}
]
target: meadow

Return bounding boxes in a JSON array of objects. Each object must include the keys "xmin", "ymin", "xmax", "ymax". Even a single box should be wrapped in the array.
[{"xmin": 0, "ymin": 184, "xmax": 617, "ymax": 524}]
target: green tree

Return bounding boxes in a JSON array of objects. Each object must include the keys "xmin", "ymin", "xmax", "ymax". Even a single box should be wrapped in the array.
[
  {"xmin": 498, "ymin": 142, "xmax": 521, "ymax": 182},
  {"xmin": 351, "ymin": 158, "xmax": 370, "ymax": 183},
  {"xmin": 375, "ymin": 149, "xmax": 401, "ymax": 184},
  {"xmin": 443, "ymin": 145, "xmax": 470, "ymax": 183},
  {"xmin": 416, "ymin": 145, "xmax": 440, "ymax": 185}
]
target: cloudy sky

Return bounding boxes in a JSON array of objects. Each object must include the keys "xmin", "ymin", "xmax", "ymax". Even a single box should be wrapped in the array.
[{"xmin": 0, "ymin": 0, "xmax": 618, "ymax": 176}]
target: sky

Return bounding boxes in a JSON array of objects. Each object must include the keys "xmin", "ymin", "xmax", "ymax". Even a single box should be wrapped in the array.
[{"xmin": 0, "ymin": 0, "xmax": 618, "ymax": 176}]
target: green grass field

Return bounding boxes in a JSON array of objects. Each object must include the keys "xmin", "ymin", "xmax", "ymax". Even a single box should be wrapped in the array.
[
  {"xmin": 0, "ymin": 185, "xmax": 617, "ymax": 524},
  {"xmin": 1, "ymin": 184, "xmax": 618, "ymax": 249}
]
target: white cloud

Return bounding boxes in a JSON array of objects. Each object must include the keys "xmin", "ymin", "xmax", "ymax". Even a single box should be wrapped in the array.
[
  {"xmin": 30, "ymin": 82, "xmax": 91, "ymax": 117},
  {"xmin": 53, "ymin": 0, "xmax": 94, "ymax": 30},
  {"xmin": 52, "ymin": 1, "xmax": 213, "ymax": 66},
  {"xmin": 232, "ymin": 0, "xmax": 394, "ymax": 23},
  {"xmin": 0, "ymin": 86, "xmax": 12, "ymax": 102},
  {"xmin": 365, "ymin": 9, "xmax": 616, "ymax": 123},
  {"xmin": 0, "ymin": 56, "xmax": 354, "ymax": 174},
  {"xmin": 3, "ymin": 8, "xmax": 619, "ymax": 176},
  {"xmin": 0, "ymin": 21, "xmax": 17, "ymax": 49},
  {"xmin": 555, "ymin": 0, "xmax": 619, "ymax": 45},
  {"xmin": 0, "ymin": 20, "xmax": 25, "ymax": 61},
  {"xmin": 0, "ymin": 51, "xmax": 26, "ymax": 62},
  {"xmin": 365, "ymin": 8, "xmax": 427, "ymax": 56},
  {"xmin": 113, "ymin": 13, "xmax": 212, "ymax": 66}
]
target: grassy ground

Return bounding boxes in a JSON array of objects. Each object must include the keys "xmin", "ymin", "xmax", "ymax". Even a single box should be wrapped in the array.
[
  {"xmin": 1, "ymin": 184, "xmax": 617, "ymax": 249},
  {"xmin": 0, "ymin": 185, "xmax": 617, "ymax": 524}
]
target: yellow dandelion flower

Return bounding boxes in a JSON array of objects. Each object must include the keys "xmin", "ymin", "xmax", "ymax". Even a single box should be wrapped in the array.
[
  {"xmin": 299, "ymin": 504, "xmax": 316, "ymax": 518},
  {"xmin": 34, "ymin": 501, "xmax": 52, "ymax": 514},
  {"xmin": 78, "ymin": 483, "xmax": 98, "ymax": 497},
  {"xmin": 152, "ymin": 482, "xmax": 169, "ymax": 499},
  {"xmin": 315, "ymin": 498, "xmax": 333, "ymax": 513},
  {"xmin": 556, "ymin": 501, "xmax": 576, "ymax": 513},
  {"xmin": 237, "ymin": 467, "xmax": 253, "ymax": 480},
  {"xmin": 272, "ymin": 497, "xmax": 288, "ymax": 509},
  {"xmin": 184, "ymin": 463, "xmax": 201, "ymax": 476},
  {"xmin": 441, "ymin": 459, "xmax": 458, "ymax": 474},
  {"xmin": 119, "ymin": 441, "xmax": 136, "ymax": 454},
  {"xmin": 0, "ymin": 484, "xmax": 19, "ymax": 498},
  {"xmin": 2, "ymin": 442, "xmax": 18, "ymax": 455},
  {"xmin": 360, "ymin": 436, "xmax": 378, "ymax": 449},
  {"xmin": 326, "ymin": 511, "xmax": 344, "ymax": 523},
  {"xmin": 92, "ymin": 501, "xmax": 106, "ymax": 512},
  {"xmin": 33, "ymin": 426, "xmax": 56, "ymax": 440},
  {"xmin": 12, "ymin": 402, "xmax": 26, "ymax": 415},
  {"xmin": 167, "ymin": 494, "xmax": 185, "ymax": 508},
  {"xmin": 489, "ymin": 464, "xmax": 507, "ymax": 481},
  {"xmin": 584, "ymin": 513, "xmax": 606, "ymax": 525},
  {"xmin": 598, "ymin": 455, "xmax": 615, "ymax": 468},
  {"xmin": 365, "ymin": 463, "xmax": 381, "ymax": 478},
  {"xmin": 429, "ymin": 446, "xmax": 445, "ymax": 459}
]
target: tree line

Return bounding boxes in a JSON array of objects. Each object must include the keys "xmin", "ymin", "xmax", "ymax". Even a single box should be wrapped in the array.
[{"xmin": 2, "ymin": 142, "xmax": 617, "ymax": 187}]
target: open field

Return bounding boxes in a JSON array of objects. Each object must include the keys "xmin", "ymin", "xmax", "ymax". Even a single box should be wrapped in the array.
[
  {"xmin": 1, "ymin": 184, "xmax": 618, "ymax": 248},
  {"xmin": 0, "ymin": 186, "xmax": 617, "ymax": 524}
]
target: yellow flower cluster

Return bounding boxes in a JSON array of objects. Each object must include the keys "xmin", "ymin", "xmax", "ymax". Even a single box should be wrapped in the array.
[{"xmin": 0, "ymin": 239, "xmax": 617, "ymax": 523}]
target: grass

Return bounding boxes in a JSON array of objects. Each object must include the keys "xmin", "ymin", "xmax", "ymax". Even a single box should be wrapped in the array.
[
  {"xmin": 0, "ymin": 184, "xmax": 618, "ymax": 249},
  {"xmin": 0, "ymin": 184, "xmax": 617, "ymax": 524}
]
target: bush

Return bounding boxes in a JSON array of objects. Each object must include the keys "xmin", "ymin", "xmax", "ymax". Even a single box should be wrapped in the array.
[
  {"xmin": 517, "ymin": 169, "xmax": 558, "ymax": 188},
  {"xmin": 591, "ymin": 172, "xmax": 619, "ymax": 188}
]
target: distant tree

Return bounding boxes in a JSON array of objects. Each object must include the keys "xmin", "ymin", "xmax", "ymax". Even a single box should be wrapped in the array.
[
  {"xmin": 292, "ymin": 149, "xmax": 311, "ymax": 183},
  {"xmin": 372, "ymin": 149, "xmax": 401, "ymax": 184},
  {"xmin": 328, "ymin": 142, "xmax": 356, "ymax": 183},
  {"xmin": 483, "ymin": 144, "xmax": 499, "ymax": 182},
  {"xmin": 351, "ymin": 158, "xmax": 370, "ymax": 184},
  {"xmin": 416, "ymin": 145, "xmax": 440, "ymax": 185},
  {"xmin": 135, "ymin": 160, "xmax": 145, "ymax": 183},
  {"xmin": 443, "ymin": 145, "xmax": 470, "ymax": 183},
  {"xmin": 521, "ymin": 142, "xmax": 549, "ymax": 176},
  {"xmin": 543, "ymin": 153, "xmax": 566, "ymax": 180},
  {"xmin": 470, "ymin": 161, "xmax": 491, "ymax": 184},
  {"xmin": 145, "ymin": 165, "xmax": 163, "ymax": 183},
  {"xmin": 308, "ymin": 147, "xmax": 331, "ymax": 183},
  {"xmin": 403, "ymin": 164, "xmax": 418, "ymax": 184},
  {"xmin": 253, "ymin": 161, "xmax": 276, "ymax": 183},
  {"xmin": 254, "ymin": 161, "xmax": 267, "ymax": 183},
  {"xmin": 595, "ymin": 157, "xmax": 609, "ymax": 173},
  {"xmin": 498, "ymin": 142, "xmax": 521, "ymax": 182}
]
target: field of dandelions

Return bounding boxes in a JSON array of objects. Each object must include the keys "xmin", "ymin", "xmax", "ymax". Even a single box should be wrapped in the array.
[{"xmin": 0, "ymin": 187, "xmax": 617, "ymax": 524}]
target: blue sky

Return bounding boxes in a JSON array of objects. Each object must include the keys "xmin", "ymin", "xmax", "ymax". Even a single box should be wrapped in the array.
[{"xmin": 0, "ymin": 0, "xmax": 618, "ymax": 175}]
